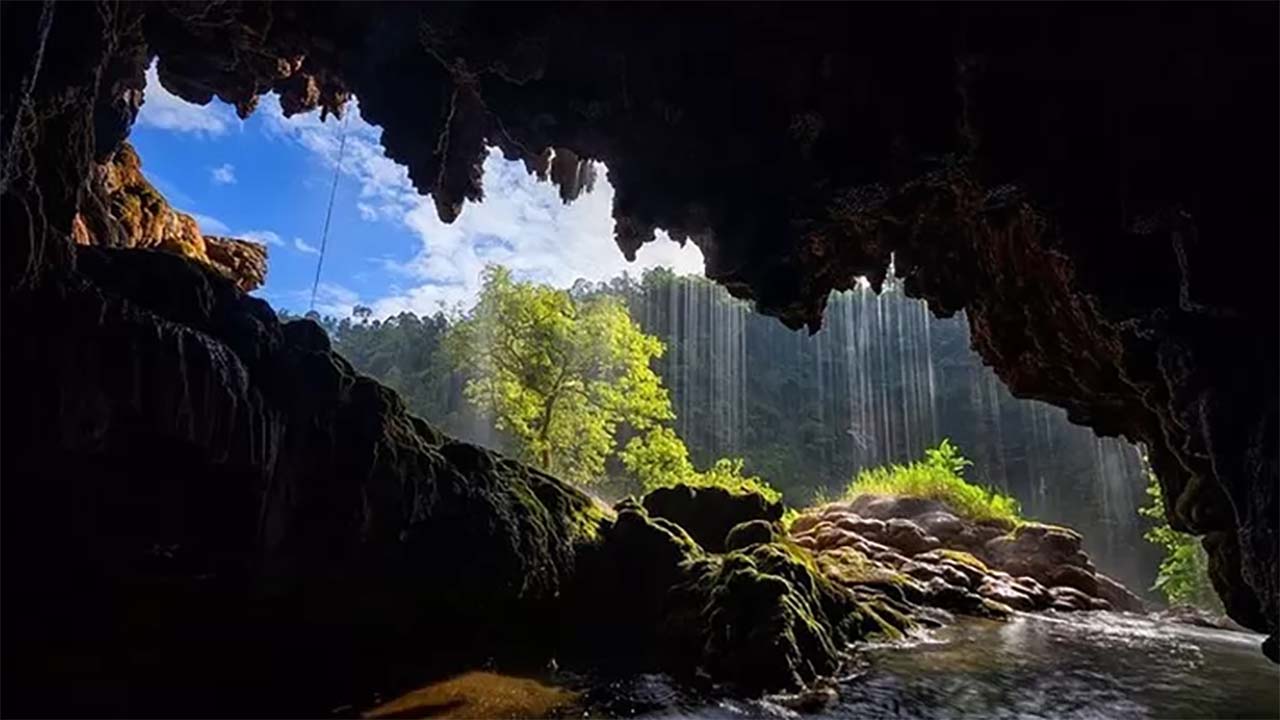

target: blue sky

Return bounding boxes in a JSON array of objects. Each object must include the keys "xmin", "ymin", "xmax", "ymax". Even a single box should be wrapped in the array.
[{"xmin": 132, "ymin": 63, "xmax": 705, "ymax": 318}]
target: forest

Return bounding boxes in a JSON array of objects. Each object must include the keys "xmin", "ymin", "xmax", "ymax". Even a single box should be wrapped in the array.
[{"xmin": 288, "ymin": 264, "xmax": 1209, "ymax": 605}]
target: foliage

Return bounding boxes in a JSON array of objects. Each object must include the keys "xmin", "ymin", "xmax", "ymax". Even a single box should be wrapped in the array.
[
  {"xmin": 1138, "ymin": 464, "xmax": 1223, "ymax": 611},
  {"xmin": 445, "ymin": 265, "xmax": 673, "ymax": 485},
  {"xmin": 621, "ymin": 427, "xmax": 782, "ymax": 503},
  {"xmin": 843, "ymin": 440, "xmax": 1023, "ymax": 525},
  {"xmin": 698, "ymin": 458, "xmax": 782, "ymax": 504},
  {"xmin": 924, "ymin": 438, "xmax": 973, "ymax": 477}
]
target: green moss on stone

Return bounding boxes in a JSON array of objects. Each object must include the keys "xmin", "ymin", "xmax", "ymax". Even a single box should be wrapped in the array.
[{"xmin": 934, "ymin": 549, "xmax": 990, "ymax": 574}]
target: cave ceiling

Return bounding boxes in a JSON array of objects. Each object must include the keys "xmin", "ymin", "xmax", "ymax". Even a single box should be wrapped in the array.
[{"xmin": 2, "ymin": 0, "xmax": 1276, "ymax": 656}]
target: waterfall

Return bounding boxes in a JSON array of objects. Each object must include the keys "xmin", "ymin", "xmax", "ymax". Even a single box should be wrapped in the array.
[{"xmin": 629, "ymin": 271, "xmax": 1156, "ymax": 591}]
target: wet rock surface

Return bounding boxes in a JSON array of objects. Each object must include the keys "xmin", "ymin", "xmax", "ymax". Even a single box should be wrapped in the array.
[
  {"xmin": 789, "ymin": 496, "xmax": 1149, "ymax": 623},
  {"xmin": 1, "ymin": 247, "xmax": 607, "ymax": 716},
  {"xmin": 567, "ymin": 497, "xmax": 913, "ymax": 693}
]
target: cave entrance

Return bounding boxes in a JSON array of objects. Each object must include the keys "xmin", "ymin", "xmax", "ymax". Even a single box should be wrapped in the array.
[
  {"xmin": 126, "ymin": 70, "xmax": 1162, "ymax": 599},
  {"xmin": 5, "ymin": 3, "xmax": 1274, "ymax": 712}
]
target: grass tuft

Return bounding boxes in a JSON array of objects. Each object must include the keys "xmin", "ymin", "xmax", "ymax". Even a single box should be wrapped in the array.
[{"xmin": 843, "ymin": 440, "xmax": 1023, "ymax": 526}]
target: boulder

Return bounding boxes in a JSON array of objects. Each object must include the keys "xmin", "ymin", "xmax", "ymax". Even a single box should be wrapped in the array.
[
  {"xmin": 921, "ymin": 578, "xmax": 1009, "ymax": 618},
  {"xmin": 977, "ymin": 578, "xmax": 1036, "ymax": 612},
  {"xmin": 789, "ymin": 513, "xmax": 824, "ymax": 535},
  {"xmin": 849, "ymin": 494, "xmax": 948, "ymax": 520},
  {"xmin": 882, "ymin": 518, "xmax": 941, "ymax": 555},
  {"xmin": 1048, "ymin": 585, "xmax": 1096, "ymax": 612},
  {"xmin": 815, "ymin": 547, "xmax": 927, "ymax": 605},
  {"xmin": 814, "ymin": 526, "xmax": 861, "ymax": 552},
  {"xmin": 1046, "ymin": 564, "xmax": 1099, "ymax": 597},
  {"xmin": 984, "ymin": 523, "xmax": 1089, "ymax": 586},
  {"xmin": 913, "ymin": 549, "xmax": 990, "ymax": 573},
  {"xmin": 937, "ymin": 563, "xmax": 977, "ymax": 591},
  {"xmin": 836, "ymin": 516, "xmax": 887, "ymax": 537},
  {"xmin": 939, "ymin": 559, "xmax": 988, "ymax": 589},
  {"xmin": 1011, "ymin": 576, "xmax": 1053, "ymax": 609},
  {"xmin": 914, "ymin": 511, "xmax": 965, "ymax": 542},
  {"xmin": 725, "ymin": 519, "xmax": 779, "ymax": 551},
  {"xmin": 642, "ymin": 484, "xmax": 782, "ymax": 553},
  {"xmin": 872, "ymin": 550, "xmax": 911, "ymax": 568},
  {"xmin": 901, "ymin": 561, "xmax": 942, "ymax": 583},
  {"xmin": 667, "ymin": 542, "xmax": 915, "ymax": 691}
]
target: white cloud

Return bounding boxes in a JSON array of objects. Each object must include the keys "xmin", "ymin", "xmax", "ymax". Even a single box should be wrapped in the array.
[
  {"xmin": 294, "ymin": 237, "xmax": 320, "ymax": 255},
  {"xmin": 136, "ymin": 62, "xmax": 237, "ymax": 136},
  {"xmin": 267, "ymin": 282, "xmax": 364, "ymax": 319},
  {"xmin": 311, "ymin": 283, "xmax": 362, "ymax": 317},
  {"xmin": 259, "ymin": 96, "xmax": 706, "ymax": 319},
  {"xmin": 238, "ymin": 229, "xmax": 283, "ymax": 246},
  {"xmin": 210, "ymin": 163, "xmax": 237, "ymax": 185},
  {"xmin": 188, "ymin": 212, "xmax": 230, "ymax": 235}
]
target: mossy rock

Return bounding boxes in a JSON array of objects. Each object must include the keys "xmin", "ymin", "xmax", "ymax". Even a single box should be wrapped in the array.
[
  {"xmin": 933, "ymin": 549, "xmax": 990, "ymax": 574},
  {"xmin": 663, "ymin": 541, "xmax": 917, "ymax": 692},
  {"xmin": 642, "ymin": 483, "xmax": 782, "ymax": 552},
  {"xmin": 725, "ymin": 519, "xmax": 780, "ymax": 551}
]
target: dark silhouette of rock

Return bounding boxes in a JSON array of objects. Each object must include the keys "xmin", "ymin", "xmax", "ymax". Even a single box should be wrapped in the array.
[
  {"xmin": 1, "ymin": 246, "xmax": 606, "ymax": 715},
  {"xmin": 642, "ymin": 484, "xmax": 783, "ymax": 553}
]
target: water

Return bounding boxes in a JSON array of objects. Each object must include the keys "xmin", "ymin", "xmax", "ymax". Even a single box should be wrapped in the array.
[
  {"xmin": 571, "ymin": 613, "xmax": 1280, "ymax": 719},
  {"xmin": 629, "ymin": 275, "xmax": 1158, "ymax": 591}
]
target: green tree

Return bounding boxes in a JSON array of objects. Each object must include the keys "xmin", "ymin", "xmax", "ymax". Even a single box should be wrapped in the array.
[
  {"xmin": 1138, "ymin": 461, "xmax": 1223, "ymax": 611},
  {"xmin": 446, "ymin": 265, "xmax": 672, "ymax": 485},
  {"xmin": 620, "ymin": 426, "xmax": 781, "ymax": 502}
]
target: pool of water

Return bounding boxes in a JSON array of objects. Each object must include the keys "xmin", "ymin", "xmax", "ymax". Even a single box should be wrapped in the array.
[{"xmin": 572, "ymin": 612, "xmax": 1279, "ymax": 719}]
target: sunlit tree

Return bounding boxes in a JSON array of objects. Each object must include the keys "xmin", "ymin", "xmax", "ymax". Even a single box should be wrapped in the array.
[{"xmin": 446, "ymin": 265, "xmax": 673, "ymax": 484}]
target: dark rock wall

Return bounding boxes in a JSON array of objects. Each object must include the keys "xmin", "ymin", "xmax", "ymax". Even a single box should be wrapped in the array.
[
  {"xmin": 1, "ymin": 245, "xmax": 605, "ymax": 715},
  {"xmin": 2, "ymin": 0, "xmax": 1275, "ymax": 666}
]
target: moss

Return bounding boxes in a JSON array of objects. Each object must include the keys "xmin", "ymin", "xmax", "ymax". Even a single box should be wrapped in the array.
[
  {"xmin": 856, "ymin": 602, "xmax": 908, "ymax": 642},
  {"xmin": 1013, "ymin": 521, "xmax": 1081, "ymax": 540},
  {"xmin": 934, "ymin": 549, "xmax": 990, "ymax": 574},
  {"xmin": 780, "ymin": 507, "xmax": 802, "ymax": 532},
  {"xmin": 725, "ymin": 519, "xmax": 779, "ymax": 551},
  {"xmin": 657, "ymin": 538, "xmax": 922, "ymax": 692},
  {"xmin": 642, "ymin": 483, "xmax": 782, "ymax": 552}
]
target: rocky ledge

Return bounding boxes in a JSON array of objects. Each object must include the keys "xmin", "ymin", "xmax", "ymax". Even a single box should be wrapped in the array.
[
  {"xmin": 791, "ymin": 495, "xmax": 1146, "ymax": 617},
  {"xmin": 72, "ymin": 142, "xmax": 268, "ymax": 291}
]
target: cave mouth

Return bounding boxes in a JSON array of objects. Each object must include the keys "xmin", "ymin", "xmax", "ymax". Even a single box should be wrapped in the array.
[
  {"xmin": 123, "ymin": 88, "xmax": 1164, "ymax": 597},
  {"xmin": 2, "ymin": 1, "xmax": 1276, "ymax": 716}
]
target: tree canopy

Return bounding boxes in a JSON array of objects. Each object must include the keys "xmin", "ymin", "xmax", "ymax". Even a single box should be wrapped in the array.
[{"xmin": 445, "ymin": 265, "xmax": 673, "ymax": 485}]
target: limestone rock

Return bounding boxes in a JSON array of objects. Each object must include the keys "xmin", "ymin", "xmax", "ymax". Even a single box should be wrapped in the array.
[
  {"xmin": 73, "ymin": 142, "xmax": 269, "ymax": 291},
  {"xmin": 1094, "ymin": 574, "xmax": 1146, "ymax": 613},
  {"xmin": 725, "ymin": 519, "xmax": 780, "ymax": 551},
  {"xmin": 3, "ymin": 247, "xmax": 603, "ymax": 715},
  {"xmin": 642, "ymin": 484, "xmax": 782, "ymax": 553}
]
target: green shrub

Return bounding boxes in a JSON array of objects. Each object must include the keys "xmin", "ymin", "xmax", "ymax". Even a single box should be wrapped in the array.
[
  {"xmin": 843, "ymin": 440, "xmax": 1022, "ymax": 526},
  {"xmin": 695, "ymin": 458, "xmax": 782, "ymax": 504},
  {"xmin": 1138, "ymin": 462, "xmax": 1223, "ymax": 611},
  {"xmin": 623, "ymin": 427, "xmax": 782, "ymax": 503}
]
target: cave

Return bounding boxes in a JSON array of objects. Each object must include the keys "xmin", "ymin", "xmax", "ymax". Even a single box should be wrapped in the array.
[{"xmin": 1, "ymin": 1, "xmax": 1276, "ymax": 717}]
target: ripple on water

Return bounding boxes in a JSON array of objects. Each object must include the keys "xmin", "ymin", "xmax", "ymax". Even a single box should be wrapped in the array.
[{"xmin": 573, "ymin": 612, "xmax": 1280, "ymax": 719}]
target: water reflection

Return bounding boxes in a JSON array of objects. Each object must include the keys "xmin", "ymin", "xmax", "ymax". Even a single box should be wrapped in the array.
[{"xmin": 573, "ymin": 612, "xmax": 1279, "ymax": 719}]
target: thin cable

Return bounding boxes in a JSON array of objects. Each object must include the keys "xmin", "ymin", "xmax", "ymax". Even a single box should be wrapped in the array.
[{"xmin": 309, "ymin": 111, "xmax": 350, "ymax": 313}]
